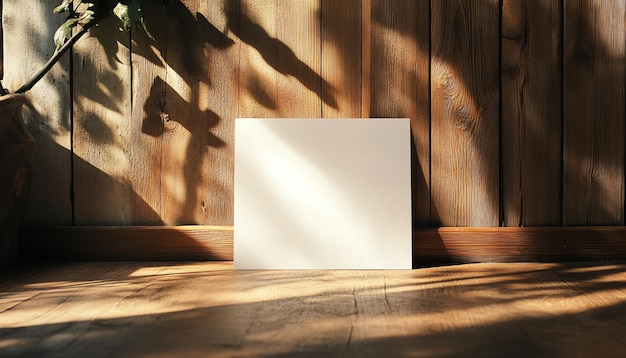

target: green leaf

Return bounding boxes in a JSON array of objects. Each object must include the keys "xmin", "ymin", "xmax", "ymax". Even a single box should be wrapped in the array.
[
  {"xmin": 113, "ymin": 0, "xmax": 154, "ymax": 40},
  {"xmin": 53, "ymin": 18, "xmax": 79, "ymax": 50},
  {"xmin": 78, "ymin": 9, "xmax": 95, "ymax": 22},
  {"xmin": 113, "ymin": 0, "xmax": 142, "ymax": 32},
  {"xmin": 53, "ymin": 0, "xmax": 74, "ymax": 14}
]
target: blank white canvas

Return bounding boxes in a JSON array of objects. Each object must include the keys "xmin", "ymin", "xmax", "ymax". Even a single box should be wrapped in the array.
[{"xmin": 234, "ymin": 118, "xmax": 412, "ymax": 269}]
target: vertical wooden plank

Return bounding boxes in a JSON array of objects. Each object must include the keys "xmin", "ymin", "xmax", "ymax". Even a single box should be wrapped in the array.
[
  {"xmin": 563, "ymin": 0, "xmax": 625, "ymax": 225},
  {"xmin": 431, "ymin": 0, "xmax": 500, "ymax": 227},
  {"xmin": 3, "ymin": 0, "xmax": 72, "ymax": 225},
  {"xmin": 159, "ymin": 0, "xmax": 200, "ymax": 225},
  {"xmin": 196, "ymin": 0, "xmax": 238, "ymax": 225},
  {"xmin": 158, "ymin": 0, "xmax": 238, "ymax": 225},
  {"xmin": 414, "ymin": 0, "xmax": 431, "ymax": 226},
  {"xmin": 129, "ymin": 1, "xmax": 168, "ymax": 224},
  {"xmin": 236, "ymin": 0, "xmax": 277, "ymax": 119},
  {"xmin": 370, "ymin": 0, "xmax": 430, "ymax": 225},
  {"xmin": 321, "ymin": 0, "xmax": 361, "ymax": 118},
  {"xmin": 0, "ymin": 0, "xmax": 3, "ymax": 82},
  {"xmin": 160, "ymin": 0, "xmax": 203, "ymax": 225},
  {"xmin": 361, "ymin": 0, "xmax": 371, "ymax": 119},
  {"xmin": 161, "ymin": 1, "xmax": 199, "ymax": 225},
  {"xmin": 274, "ymin": 0, "xmax": 322, "ymax": 118},
  {"xmin": 73, "ymin": 12, "xmax": 133, "ymax": 224},
  {"xmin": 501, "ymin": 0, "xmax": 562, "ymax": 226},
  {"xmin": 236, "ymin": 0, "xmax": 322, "ymax": 119}
]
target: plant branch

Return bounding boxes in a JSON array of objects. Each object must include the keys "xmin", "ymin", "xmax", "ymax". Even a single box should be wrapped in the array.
[{"xmin": 15, "ymin": 19, "xmax": 100, "ymax": 94}]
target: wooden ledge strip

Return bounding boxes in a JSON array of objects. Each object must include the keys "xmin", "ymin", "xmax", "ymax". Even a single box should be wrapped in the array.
[
  {"xmin": 414, "ymin": 227, "xmax": 626, "ymax": 264},
  {"xmin": 21, "ymin": 226, "xmax": 233, "ymax": 261},
  {"xmin": 20, "ymin": 226, "xmax": 626, "ymax": 263}
]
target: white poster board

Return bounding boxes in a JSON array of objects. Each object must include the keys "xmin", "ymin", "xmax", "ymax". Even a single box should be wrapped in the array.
[{"xmin": 234, "ymin": 118, "xmax": 412, "ymax": 269}]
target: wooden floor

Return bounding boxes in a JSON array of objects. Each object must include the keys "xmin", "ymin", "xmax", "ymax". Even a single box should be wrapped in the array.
[{"xmin": 1, "ymin": 261, "xmax": 626, "ymax": 357}]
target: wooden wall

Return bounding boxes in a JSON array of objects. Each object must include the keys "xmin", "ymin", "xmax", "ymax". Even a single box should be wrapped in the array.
[{"xmin": 3, "ymin": 0, "xmax": 625, "ymax": 229}]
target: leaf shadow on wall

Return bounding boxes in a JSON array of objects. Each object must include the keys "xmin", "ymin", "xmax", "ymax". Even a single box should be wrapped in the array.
[
  {"xmin": 142, "ymin": 76, "xmax": 227, "ymax": 225},
  {"xmin": 21, "ymin": 105, "xmax": 164, "ymax": 226},
  {"xmin": 76, "ymin": 0, "xmax": 235, "ymax": 225},
  {"xmin": 371, "ymin": 0, "xmax": 624, "ymax": 228},
  {"xmin": 96, "ymin": 0, "xmax": 235, "ymax": 86},
  {"xmin": 141, "ymin": 1, "xmax": 233, "ymax": 225},
  {"xmin": 137, "ymin": 0, "xmax": 340, "ymax": 224},
  {"xmin": 363, "ymin": 1, "xmax": 430, "ymax": 229},
  {"xmin": 224, "ymin": 1, "xmax": 338, "ymax": 110},
  {"xmin": 142, "ymin": 76, "xmax": 224, "ymax": 148},
  {"xmin": 368, "ymin": 0, "xmax": 625, "ymax": 264}
]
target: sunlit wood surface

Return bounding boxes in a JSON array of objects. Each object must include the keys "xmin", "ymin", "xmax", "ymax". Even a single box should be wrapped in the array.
[
  {"xmin": 1, "ymin": 261, "xmax": 626, "ymax": 357},
  {"xmin": 4, "ymin": 1, "xmax": 624, "ymax": 228}
]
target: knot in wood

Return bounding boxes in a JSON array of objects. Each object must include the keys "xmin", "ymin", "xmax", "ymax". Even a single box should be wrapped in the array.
[
  {"xmin": 441, "ymin": 74, "xmax": 458, "ymax": 92},
  {"xmin": 454, "ymin": 104, "xmax": 475, "ymax": 132},
  {"xmin": 160, "ymin": 112, "xmax": 178, "ymax": 131},
  {"xmin": 572, "ymin": 43, "xmax": 593, "ymax": 66}
]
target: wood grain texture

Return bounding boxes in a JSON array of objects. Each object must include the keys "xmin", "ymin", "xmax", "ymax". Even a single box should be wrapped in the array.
[
  {"xmin": 431, "ymin": 0, "xmax": 500, "ymax": 227},
  {"xmin": 237, "ymin": 0, "xmax": 322, "ymax": 119},
  {"xmin": 321, "ymin": 0, "xmax": 361, "ymax": 117},
  {"xmin": 413, "ymin": 226, "xmax": 626, "ymax": 264},
  {"xmin": 501, "ymin": 0, "xmax": 562, "ymax": 226},
  {"xmin": 197, "ymin": 0, "xmax": 238, "ymax": 226},
  {"xmin": 3, "ymin": 261, "xmax": 626, "ymax": 356},
  {"xmin": 413, "ymin": 0, "xmax": 431, "ymax": 227},
  {"xmin": 3, "ymin": 1, "xmax": 72, "ymax": 225},
  {"xmin": 370, "ymin": 0, "xmax": 430, "ymax": 225},
  {"xmin": 161, "ymin": 1, "xmax": 227, "ymax": 225},
  {"xmin": 19, "ymin": 226, "xmax": 626, "ymax": 264},
  {"xmin": 128, "ymin": 2, "xmax": 167, "ymax": 225},
  {"xmin": 21, "ymin": 226, "xmax": 233, "ymax": 261},
  {"xmin": 273, "ymin": 0, "xmax": 322, "ymax": 118},
  {"xmin": 361, "ymin": 0, "xmax": 371, "ymax": 119},
  {"xmin": 153, "ymin": 0, "xmax": 193, "ymax": 225},
  {"xmin": 244, "ymin": 270, "xmax": 356, "ymax": 352},
  {"xmin": 72, "ymin": 13, "xmax": 133, "ymax": 225},
  {"xmin": 237, "ymin": 0, "xmax": 277, "ymax": 119},
  {"xmin": 4, "ymin": 1, "xmax": 626, "ymax": 231},
  {"xmin": 563, "ymin": 0, "xmax": 626, "ymax": 225},
  {"xmin": 0, "ymin": 0, "xmax": 3, "ymax": 81}
]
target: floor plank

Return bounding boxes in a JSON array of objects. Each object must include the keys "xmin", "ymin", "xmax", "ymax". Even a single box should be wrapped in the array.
[{"xmin": 1, "ymin": 261, "xmax": 626, "ymax": 357}]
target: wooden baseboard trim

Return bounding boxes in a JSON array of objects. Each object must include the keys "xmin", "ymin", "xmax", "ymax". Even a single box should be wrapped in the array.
[
  {"xmin": 20, "ymin": 226, "xmax": 626, "ymax": 263},
  {"xmin": 413, "ymin": 226, "xmax": 626, "ymax": 264},
  {"xmin": 21, "ymin": 226, "xmax": 233, "ymax": 261}
]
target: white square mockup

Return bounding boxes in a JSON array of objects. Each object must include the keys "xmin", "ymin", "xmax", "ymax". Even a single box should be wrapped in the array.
[{"xmin": 234, "ymin": 118, "xmax": 412, "ymax": 269}]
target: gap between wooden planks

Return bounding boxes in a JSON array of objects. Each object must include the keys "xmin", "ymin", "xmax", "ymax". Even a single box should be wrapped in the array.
[{"xmin": 20, "ymin": 226, "xmax": 626, "ymax": 264}]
